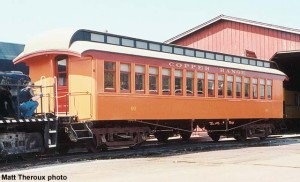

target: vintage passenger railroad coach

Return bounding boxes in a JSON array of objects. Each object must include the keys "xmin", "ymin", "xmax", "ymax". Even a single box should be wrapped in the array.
[{"xmin": 2, "ymin": 29, "xmax": 286, "ymax": 155}]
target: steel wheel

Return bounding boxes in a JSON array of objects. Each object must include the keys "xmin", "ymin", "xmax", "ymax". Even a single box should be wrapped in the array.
[
  {"xmin": 180, "ymin": 132, "xmax": 191, "ymax": 141},
  {"xmin": 154, "ymin": 132, "xmax": 169, "ymax": 142},
  {"xmin": 87, "ymin": 136, "xmax": 103, "ymax": 153},
  {"xmin": 234, "ymin": 130, "xmax": 247, "ymax": 141},
  {"xmin": 209, "ymin": 133, "xmax": 221, "ymax": 142}
]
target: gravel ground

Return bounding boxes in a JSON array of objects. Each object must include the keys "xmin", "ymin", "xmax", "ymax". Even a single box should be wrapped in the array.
[{"xmin": 1, "ymin": 134, "xmax": 300, "ymax": 182}]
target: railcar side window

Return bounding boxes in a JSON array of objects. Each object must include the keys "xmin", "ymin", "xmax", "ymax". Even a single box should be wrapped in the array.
[
  {"xmin": 267, "ymin": 80, "xmax": 272, "ymax": 99},
  {"xmin": 120, "ymin": 63, "xmax": 131, "ymax": 92},
  {"xmin": 252, "ymin": 78, "xmax": 258, "ymax": 99},
  {"xmin": 218, "ymin": 75, "xmax": 224, "ymax": 97},
  {"xmin": 264, "ymin": 62, "xmax": 271, "ymax": 68},
  {"xmin": 162, "ymin": 68, "xmax": 171, "ymax": 95},
  {"xmin": 197, "ymin": 72, "xmax": 204, "ymax": 96},
  {"xmin": 208, "ymin": 73, "xmax": 215, "ymax": 97},
  {"xmin": 250, "ymin": 60, "xmax": 256, "ymax": 66},
  {"xmin": 185, "ymin": 49, "xmax": 195, "ymax": 57},
  {"xmin": 206, "ymin": 53, "xmax": 215, "ymax": 60},
  {"xmin": 104, "ymin": 62, "xmax": 116, "ymax": 91},
  {"xmin": 186, "ymin": 71, "xmax": 194, "ymax": 96},
  {"xmin": 233, "ymin": 57, "xmax": 241, "ymax": 64},
  {"xmin": 136, "ymin": 41, "xmax": 148, "ymax": 49},
  {"xmin": 216, "ymin": 54, "xmax": 224, "ymax": 61},
  {"xmin": 227, "ymin": 76, "xmax": 233, "ymax": 97},
  {"xmin": 225, "ymin": 56, "xmax": 232, "ymax": 62},
  {"xmin": 236, "ymin": 76, "xmax": 242, "ymax": 98},
  {"xmin": 244, "ymin": 77, "xmax": 250, "ymax": 98},
  {"xmin": 91, "ymin": 33, "xmax": 104, "ymax": 42},
  {"xmin": 257, "ymin": 61, "xmax": 263, "ymax": 67},
  {"xmin": 162, "ymin": 45, "xmax": 172, "ymax": 53},
  {"xmin": 174, "ymin": 47, "xmax": 184, "ymax": 55},
  {"xmin": 196, "ymin": 51, "xmax": 205, "ymax": 58},
  {"xmin": 107, "ymin": 36, "xmax": 120, "ymax": 45},
  {"xmin": 241, "ymin": 58, "xmax": 249, "ymax": 65},
  {"xmin": 260, "ymin": 79, "xmax": 265, "ymax": 99},
  {"xmin": 149, "ymin": 67, "xmax": 158, "ymax": 94},
  {"xmin": 122, "ymin": 38, "xmax": 134, "ymax": 47},
  {"xmin": 149, "ymin": 43, "xmax": 161, "ymax": 51},
  {"xmin": 175, "ymin": 70, "xmax": 183, "ymax": 95},
  {"xmin": 135, "ymin": 65, "xmax": 145, "ymax": 93}
]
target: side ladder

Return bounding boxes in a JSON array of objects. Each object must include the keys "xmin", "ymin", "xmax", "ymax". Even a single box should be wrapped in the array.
[{"xmin": 44, "ymin": 118, "xmax": 58, "ymax": 149}]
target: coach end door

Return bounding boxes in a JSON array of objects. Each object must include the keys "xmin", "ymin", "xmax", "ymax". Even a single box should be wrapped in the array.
[{"xmin": 55, "ymin": 55, "xmax": 69, "ymax": 113}]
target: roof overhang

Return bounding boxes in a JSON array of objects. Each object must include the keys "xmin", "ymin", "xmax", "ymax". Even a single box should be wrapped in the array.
[
  {"xmin": 271, "ymin": 50, "xmax": 300, "ymax": 62},
  {"xmin": 13, "ymin": 50, "xmax": 81, "ymax": 64},
  {"xmin": 270, "ymin": 50, "xmax": 300, "ymax": 84}
]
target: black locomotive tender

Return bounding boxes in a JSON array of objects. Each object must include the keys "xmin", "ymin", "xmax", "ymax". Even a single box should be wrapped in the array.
[{"xmin": 0, "ymin": 71, "xmax": 58, "ymax": 157}]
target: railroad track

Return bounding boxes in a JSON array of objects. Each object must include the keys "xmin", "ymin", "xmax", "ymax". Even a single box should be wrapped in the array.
[{"xmin": 1, "ymin": 134, "xmax": 300, "ymax": 172}]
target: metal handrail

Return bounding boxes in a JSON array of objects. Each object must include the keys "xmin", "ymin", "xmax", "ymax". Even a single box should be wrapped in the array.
[{"xmin": 54, "ymin": 76, "xmax": 59, "ymax": 118}]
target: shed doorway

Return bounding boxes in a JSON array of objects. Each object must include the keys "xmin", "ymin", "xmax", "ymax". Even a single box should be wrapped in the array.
[{"xmin": 272, "ymin": 51, "xmax": 300, "ymax": 131}]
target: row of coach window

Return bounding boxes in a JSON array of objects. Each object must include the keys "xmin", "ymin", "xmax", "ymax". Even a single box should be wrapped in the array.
[{"xmin": 104, "ymin": 62, "xmax": 272, "ymax": 99}]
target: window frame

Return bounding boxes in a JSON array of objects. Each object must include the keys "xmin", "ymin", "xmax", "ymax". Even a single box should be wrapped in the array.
[
  {"xmin": 104, "ymin": 61, "xmax": 116, "ymax": 92},
  {"xmin": 174, "ymin": 47, "xmax": 184, "ymax": 55},
  {"xmin": 197, "ymin": 72, "xmax": 205, "ymax": 96},
  {"xmin": 244, "ymin": 77, "xmax": 250, "ymax": 99},
  {"xmin": 174, "ymin": 69, "xmax": 183, "ymax": 95},
  {"xmin": 162, "ymin": 68, "xmax": 171, "ymax": 95},
  {"xmin": 260, "ymin": 79, "xmax": 265, "ymax": 99},
  {"xmin": 218, "ymin": 74, "xmax": 225, "ymax": 97},
  {"xmin": 267, "ymin": 80, "xmax": 272, "ymax": 99},
  {"xmin": 208, "ymin": 73, "xmax": 215, "ymax": 97},
  {"xmin": 224, "ymin": 55, "xmax": 232, "ymax": 62},
  {"xmin": 235, "ymin": 76, "xmax": 242, "ymax": 98},
  {"xmin": 136, "ymin": 41, "xmax": 148, "ymax": 49},
  {"xmin": 252, "ymin": 78, "xmax": 258, "ymax": 99},
  {"xmin": 149, "ymin": 66, "xmax": 159, "ymax": 94},
  {"xmin": 185, "ymin": 49, "xmax": 195, "ymax": 57},
  {"xmin": 120, "ymin": 63, "xmax": 131, "ymax": 93},
  {"xmin": 186, "ymin": 70, "xmax": 194, "ymax": 96},
  {"xmin": 216, "ymin": 54, "xmax": 224, "ymax": 61},
  {"xmin": 227, "ymin": 75, "xmax": 233, "ymax": 98},
  {"xmin": 106, "ymin": 36, "xmax": 120, "ymax": 45},
  {"xmin": 149, "ymin": 43, "xmax": 161, "ymax": 51},
  {"xmin": 162, "ymin": 45, "xmax": 173, "ymax": 53},
  {"xmin": 56, "ymin": 57, "xmax": 68, "ymax": 87},
  {"xmin": 206, "ymin": 52, "xmax": 215, "ymax": 60},
  {"xmin": 121, "ymin": 38, "xmax": 134, "ymax": 47},
  {"xmin": 135, "ymin": 65, "xmax": 145, "ymax": 93}
]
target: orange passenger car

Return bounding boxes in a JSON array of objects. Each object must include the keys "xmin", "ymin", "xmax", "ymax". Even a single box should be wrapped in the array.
[{"xmin": 14, "ymin": 29, "xmax": 286, "ymax": 150}]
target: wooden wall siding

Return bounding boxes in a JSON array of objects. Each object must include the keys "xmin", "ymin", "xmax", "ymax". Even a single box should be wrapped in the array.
[{"xmin": 173, "ymin": 20, "xmax": 300, "ymax": 60}]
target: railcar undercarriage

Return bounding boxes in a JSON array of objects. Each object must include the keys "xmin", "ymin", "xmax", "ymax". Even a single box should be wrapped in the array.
[
  {"xmin": 1, "ymin": 115, "xmax": 285, "ymax": 158},
  {"xmin": 204, "ymin": 119, "xmax": 280, "ymax": 142}
]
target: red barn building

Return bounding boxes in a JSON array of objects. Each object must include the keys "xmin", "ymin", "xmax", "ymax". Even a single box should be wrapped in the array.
[
  {"xmin": 166, "ymin": 14, "xmax": 300, "ymax": 126},
  {"xmin": 165, "ymin": 14, "xmax": 300, "ymax": 60}
]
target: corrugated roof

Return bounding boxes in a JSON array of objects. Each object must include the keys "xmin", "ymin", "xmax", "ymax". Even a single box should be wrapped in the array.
[
  {"xmin": 165, "ymin": 14, "xmax": 300, "ymax": 44},
  {"xmin": 0, "ymin": 42, "xmax": 24, "ymax": 60}
]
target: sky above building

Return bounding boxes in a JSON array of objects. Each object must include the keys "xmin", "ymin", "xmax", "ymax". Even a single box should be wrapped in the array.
[{"xmin": 1, "ymin": 0, "xmax": 300, "ymax": 44}]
